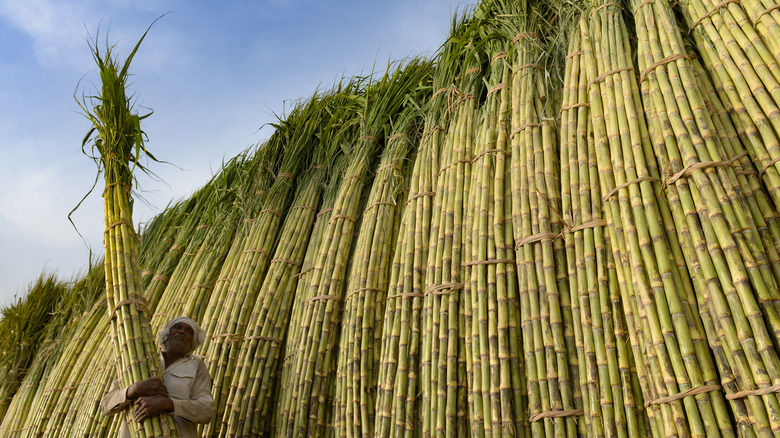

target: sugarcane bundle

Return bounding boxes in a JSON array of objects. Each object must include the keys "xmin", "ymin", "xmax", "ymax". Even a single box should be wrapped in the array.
[
  {"xmin": 508, "ymin": 24, "xmax": 582, "ymax": 437},
  {"xmin": 582, "ymin": 2, "xmax": 734, "ymax": 435},
  {"xmin": 373, "ymin": 17, "xmax": 470, "ymax": 435},
  {"xmin": 459, "ymin": 33, "xmax": 526, "ymax": 437},
  {"xmin": 76, "ymin": 27, "xmax": 177, "ymax": 438},
  {"xmin": 333, "ymin": 99, "xmax": 424, "ymax": 437},
  {"xmin": 420, "ymin": 39, "xmax": 484, "ymax": 436},
  {"xmin": 674, "ymin": 0, "xmax": 780, "ymax": 216},
  {"xmin": 629, "ymin": 0, "xmax": 780, "ymax": 434},
  {"xmin": 273, "ymin": 164, "xmax": 343, "ymax": 436},
  {"xmin": 199, "ymin": 101, "xmax": 323, "ymax": 436},
  {"xmin": 558, "ymin": 22, "xmax": 648, "ymax": 437},
  {"xmin": 217, "ymin": 165, "xmax": 326, "ymax": 438}
]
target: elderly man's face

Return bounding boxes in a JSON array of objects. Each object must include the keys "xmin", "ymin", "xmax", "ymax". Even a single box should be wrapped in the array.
[{"xmin": 166, "ymin": 321, "xmax": 195, "ymax": 354}]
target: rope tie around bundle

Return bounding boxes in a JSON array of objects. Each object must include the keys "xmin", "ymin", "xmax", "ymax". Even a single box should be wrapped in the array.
[
  {"xmin": 271, "ymin": 258, "xmax": 302, "ymax": 267},
  {"xmin": 487, "ymin": 82, "xmax": 507, "ymax": 95},
  {"xmin": 756, "ymin": 3, "xmax": 780, "ymax": 22},
  {"xmin": 639, "ymin": 54, "xmax": 689, "ymax": 83},
  {"xmin": 688, "ymin": 0, "xmax": 740, "ymax": 32},
  {"xmin": 726, "ymin": 383, "xmax": 780, "ymax": 400},
  {"xmin": 243, "ymin": 335, "xmax": 284, "ymax": 345},
  {"xmin": 102, "ymin": 181, "xmax": 132, "ymax": 196},
  {"xmin": 644, "ymin": 384, "xmax": 722, "ymax": 407},
  {"xmin": 588, "ymin": 66, "xmax": 636, "ymax": 90},
  {"xmin": 110, "ymin": 298, "xmax": 150, "ymax": 319},
  {"xmin": 104, "ymin": 218, "xmax": 133, "ymax": 233},
  {"xmin": 602, "ymin": 175, "xmax": 662, "ymax": 203},
  {"xmin": 405, "ymin": 191, "xmax": 436, "ymax": 205},
  {"xmin": 293, "ymin": 267, "xmax": 315, "ymax": 278},
  {"xmin": 529, "ymin": 408, "xmax": 585, "ymax": 423},
  {"xmin": 472, "ymin": 148, "xmax": 509, "ymax": 163},
  {"xmin": 590, "ymin": 2, "xmax": 621, "ymax": 15},
  {"xmin": 513, "ymin": 32, "xmax": 539, "ymax": 42},
  {"xmin": 328, "ymin": 214, "xmax": 357, "ymax": 225},
  {"xmin": 344, "ymin": 287, "xmax": 386, "ymax": 303},
  {"xmin": 152, "ymin": 274, "xmax": 170, "ymax": 283},
  {"xmin": 662, "ymin": 151, "xmax": 749, "ymax": 189},
  {"xmin": 260, "ymin": 208, "xmax": 284, "ymax": 218},
  {"xmin": 491, "ymin": 52, "xmax": 508, "ymax": 65},
  {"xmin": 424, "ymin": 283, "xmax": 465, "ymax": 296},
  {"xmin": 305, "ymin": 295, "xmax": 341, "ymax": 304},
  {"xmin": 759, "ymin": 156, "xmax": 780, "ymax": 179}
]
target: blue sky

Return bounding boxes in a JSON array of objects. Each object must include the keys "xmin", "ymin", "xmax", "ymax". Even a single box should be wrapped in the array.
[{"xmin": 0, "ymin": 0, "xmax": 477, "ymax": 306}]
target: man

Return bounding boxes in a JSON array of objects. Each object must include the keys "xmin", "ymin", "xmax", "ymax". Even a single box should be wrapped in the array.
[{"xmin": 101, "ymin": 316, "xmax": 215, "ymax": 437}]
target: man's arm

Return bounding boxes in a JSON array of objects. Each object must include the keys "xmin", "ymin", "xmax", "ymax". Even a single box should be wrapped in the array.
[{"xmin": 100, "ymin": 379, "xmax": 131, "ymax": 415}]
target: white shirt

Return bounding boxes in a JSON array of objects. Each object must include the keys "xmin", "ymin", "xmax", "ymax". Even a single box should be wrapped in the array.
[{"xmin": 101, "ymin": 355, "xmax": 215, "ymax": 438}]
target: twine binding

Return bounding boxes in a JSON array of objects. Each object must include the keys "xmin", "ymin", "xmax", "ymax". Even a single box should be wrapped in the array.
[
  {"xmin": 562, "ymin": 219, "xmax": 608, "ymax": 236},
  {"xmin": 566, "ymin": 50, "xmax": 584, "ymax": 59},
  {"xmin": 463, "ymin": 258, "xmax": 515, "ymax": 267},
  {"xmin": 328, "ymin": 214, "xmax": 357, "ymax": 224},
  {"xmin": 639, "ymin": 54, "xmax": 689, "ymax": 83},
  {"xmin": 511, "ymin": 122, "xmax": 543, "ymax": 137},
  {"xmin": 663, "ymin": 151, "xmax": 749, "ymax": 188},
  {"xmin": 317, "ymin": 207, "xmax": 335, "ymax": 217},
  {"xmin": 152, "ymin": 274, "xmax": 170, "ymax": 283},
  {"xmin": 514, "ymin": 32, "xmax": 539, "ymax": 41},
  {"xmin": 406, "ymin": 191, "xmax": 436, "ymax": 205},
  {"xmin": 472, "ymin": 148, "xmax": 509, "ymax": 163},
  {"xmin": 530, "ymin": 408, "xmax": 584, "ymax": 422},
  {"xmin": 272, "ymin": 258, "xmax": 302, "ymax": 267},
  {"xmin": 689, "ymin": 0, "xmax": 740, "ymax": 31},
  {"xmin": 344, "ymin": 287, "xmax": 386, "ymax": 303},
  {"xmin": 633, "ymin": 0, "xmax": 654, "ymax": 15},
  {"xmin": 488, "ymin": 83, "xmax": 507, "ymax": 95},
  {"xmin": 244, "ymin": 335, "xmax": 283, "ymax": 344},
  {"xmin": 111, "ymin": 298, "xmax": 149, "ymax": 318},
  {"xmin": 105, "ymin": 219, "xmax": 133, "ymax": 232},
  {"xmin": 602, "ymin": 176, "xmax": 661, "ymax": 202},
  {"xmin": 645, "ymin": 384, "xmax": 722, "ymax": 406},
  {"xmin": 726, "ymin": 383, "xmax": 780, "ymax": 400},
  {"xmin": 588, "ymin": 66, "xmax": 635, "ymax": 89},
  {"xmin": 756, "ymin": 3, "xmax": 780, "ymax": 21},
  {"xmin": 424, "ymin": 283, "xmax": 465, "ymax": 296},
  {"xmin": 515, "ymin": 232, "xmax": 560, "ymax": 249},
  {"xmin": 560, "ymin": 102, "xmax": 590, "ymax": 112},
  {"xmin": 591, "ymin": 2, "xmax": 622, "ymax": 14},
  {"xmin": 759, "ymin": 156, "xmax": 780, "ymax": 179},
  {"xmin": 293, "ymin": 267, "xmax": 315, "ymax": 278},
  {"xmin": 491, "ymin": 52, "xmax": 508, "ymax": 65},
  {"xmin": 306, "ymin": 295, "xmax": 341, "ymax": 304}
]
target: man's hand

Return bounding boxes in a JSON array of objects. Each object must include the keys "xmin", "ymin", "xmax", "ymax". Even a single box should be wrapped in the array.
[
  {"xmin": 133, "ymin": 395, "xmax": 175, "ymax": 423},
  {"xmin": 127, "ymin": 377, "xmax": 168, "ymax": 400}
]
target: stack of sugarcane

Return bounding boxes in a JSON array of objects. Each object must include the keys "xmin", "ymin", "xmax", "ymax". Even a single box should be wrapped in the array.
[
  {"xmin": 582, "ymin": 0, "xmax": 731, "ymax": 435},
  {"xmin": 332, "ymin": 96, "xmax": 424, "ymax": 436},
  {"xmin": 628, "ymin": 0, "xmax": 780, "ymax": 433},
  {"xmin": 509, "ymin": 15, "xmax": 582, "ymax": 436},
  {"xmin": 276, "ymin": 61, "xmax": 431, "ymax": 437},
  {"xmin": 78, "ymin": 28, "xmax": 178, "ymax": 438},
  {"xmin": 273, "ymin": 164, "xmax": 344, "ymax": 436},
  {"xmin": 420, "ymin": 38, "xmax": 484, "ymax": 437},
  {"xmin": 676, "ymin": 0, "xmax": 780, "ymax": 215},
  {"xmin": 198, "ymin": 97, "xmax": 323, "ymax": 437},
  {"xmin": 373, "ymin": 16, "xmax": 468, "ymax": 435},
  {"xmin": 557, "ymin": 21, "xmax": 647, "ymax": 438},
  {"xmin": 215, "ymin": 93, "xmax": 351, "ymax": 437},
  {"xmin": 461, "ymin": 32, "xmax": 526, "ymax": 436}
]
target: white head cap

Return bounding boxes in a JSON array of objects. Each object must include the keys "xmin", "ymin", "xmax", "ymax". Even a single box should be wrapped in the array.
[{"xmin": 157, "ymin": 316, "xmax": 206, "ymax": 353}]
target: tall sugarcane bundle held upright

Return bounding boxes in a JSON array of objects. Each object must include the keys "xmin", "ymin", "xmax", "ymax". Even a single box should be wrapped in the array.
[{"xmin": 78, "ymin": 29, "xmax": 178, "ymax": 438}]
